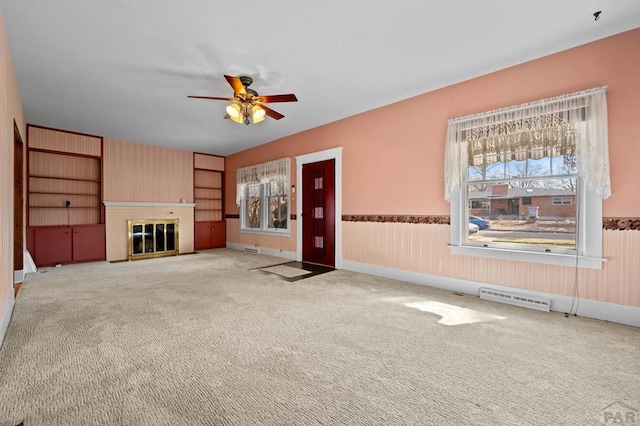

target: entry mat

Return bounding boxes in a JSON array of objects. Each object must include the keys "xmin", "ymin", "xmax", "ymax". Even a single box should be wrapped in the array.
[{"xmin": 254, "ymin": 261, "xmax": 334, "ymax": 282}]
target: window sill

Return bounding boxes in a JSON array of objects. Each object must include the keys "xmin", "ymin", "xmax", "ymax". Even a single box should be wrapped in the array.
[
  {"xmin": 240, "ymin": 229, "xmax": 291, "ymax": 237},
  {"xmin": 450, "ymin": 244, "xmax": 605, "ymax": 269}
]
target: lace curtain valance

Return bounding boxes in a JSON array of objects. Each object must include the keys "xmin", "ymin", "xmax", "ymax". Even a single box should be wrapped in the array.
[
  {"xmin": 236, "ymin": 157, "xmax": 290, "ymax": 205},
  {"xmin": 444, "ymin": 86, "xmax": 610, "ymax": 201}
]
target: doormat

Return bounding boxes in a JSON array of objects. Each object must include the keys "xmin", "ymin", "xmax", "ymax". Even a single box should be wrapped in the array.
[
  {"xmin": 260, "ymin": 264, "xmax": 313, "ymax": 278},
  {"xmin": 255, "ymin": 261, "xmax": 334, "ymax": 282}
]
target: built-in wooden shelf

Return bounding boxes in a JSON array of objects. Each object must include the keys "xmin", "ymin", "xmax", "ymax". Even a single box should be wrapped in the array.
[
  {"xmin": 193, "ymin": 154, "xmax": 225, "ymax": 250},
  {"xmin": 29, "ymin": 175, "xmax": 101, "ymax": 183},
  {"xmin": 30, "ymin": 206, "xmax": 100, "ymax": 209},
  {"xmin": 30, "ymin": 191, "xmax": 100, "ymax": 196},
  {"xmin": 28, "ymin": 148, "xmax": 102, "ymax": 227}
]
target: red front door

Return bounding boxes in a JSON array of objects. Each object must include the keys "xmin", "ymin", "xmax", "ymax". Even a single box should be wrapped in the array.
[{"xmin": 302, "ymin": 159, "xmax": 335, "ymax": 267}]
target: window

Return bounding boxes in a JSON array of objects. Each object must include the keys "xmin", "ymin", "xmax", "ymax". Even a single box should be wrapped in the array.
[
  {"xmin": 469, "ymin": 200, "xmax": 490, "ymax": 209},
  {"xmin": 444, "ymin": 87, "xmax": 609, "ymax": 269},
  {"xmin": 552, "ymin": 197, "xmax": 572, "ymax": 205},
  {"xmin": 237, "ymin": 158, "xmax": 290, "ymax": 234}
]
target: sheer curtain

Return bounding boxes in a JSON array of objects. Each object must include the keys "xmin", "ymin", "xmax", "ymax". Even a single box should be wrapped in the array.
[
  {"xmin": 236, "ymin": 157, "xmax": 290, "ymax": 205},
  {"xmin": 444, "ymin": 87, "xmax": 610, "ymax": 201}
]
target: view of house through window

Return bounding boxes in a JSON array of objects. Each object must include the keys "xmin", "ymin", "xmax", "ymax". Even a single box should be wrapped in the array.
[{"xmin": 466, "ymin": 136, "xmax": 578, "ymax": 249}]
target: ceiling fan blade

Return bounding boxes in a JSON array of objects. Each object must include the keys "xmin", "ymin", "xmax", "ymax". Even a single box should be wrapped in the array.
[
  {"xmin": 258, "ymin": 94, "xmax": 298, "ymax": 103},
  {"xmin": 224, "ymin": 75, "xmax": 247, "ymax": 96},
  {"xmin": 188, "ymin": 95, "xmax": 236, "ymax": 101},
  {"xmin": 260, "ymin": 105, "xmax": 285, "ymax": 120}
]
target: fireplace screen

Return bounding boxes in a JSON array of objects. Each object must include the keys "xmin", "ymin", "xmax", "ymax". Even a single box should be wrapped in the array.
[{"xmin": 127, "ymin": 219, "xmax": 179, "ymax": 260}]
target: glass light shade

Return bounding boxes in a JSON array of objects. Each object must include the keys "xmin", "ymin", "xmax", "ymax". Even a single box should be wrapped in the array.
[
  {"xmin": 252, "ymin": 105, "xmax": 266, "ymax": 124},
  {"xmin": 226, "ymin": 103, "xmax": 241, "ymax": 118}
]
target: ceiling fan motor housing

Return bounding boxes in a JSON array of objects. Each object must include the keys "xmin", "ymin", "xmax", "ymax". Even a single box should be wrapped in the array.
[{"xmin": 239, "ymin": 76, "xmax": 253, "ymax": 88}]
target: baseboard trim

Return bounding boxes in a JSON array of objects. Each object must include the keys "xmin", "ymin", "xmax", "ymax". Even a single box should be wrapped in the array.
[
  {"xmin": 24, "ymin": 250, "xmax": 37, "ymax": 274},
  {"xmin": 14, "ymin": 269, "xmax": 24, "ymax": 284},
  {"xmin": 0, "ymin": 290, "xmax": 15, "ymax": 349},
  {"xmin": 342, "ymin": 260, "xmax": 640, "ymax": 328},
  {"xmin": 227, "ymin": 243, "xmax": 297, "ymax": 261}
]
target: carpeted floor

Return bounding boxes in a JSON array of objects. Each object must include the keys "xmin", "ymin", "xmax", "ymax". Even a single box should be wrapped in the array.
[{"xmin": 0, "ymin": 248, "xmax": 638, "ymax": 425}]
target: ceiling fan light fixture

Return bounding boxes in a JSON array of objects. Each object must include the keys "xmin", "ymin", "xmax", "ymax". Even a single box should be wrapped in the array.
[
  {"xmin": 189, "ymin": 74, "xmax": 297, "ymax": 125},
  {"xmin": 252, "ymin": 105, "xmax": 266, "ymax": 123},
  {"xmin": 226, "ymin": 103, "xmax": 241, "ymax": 118}
]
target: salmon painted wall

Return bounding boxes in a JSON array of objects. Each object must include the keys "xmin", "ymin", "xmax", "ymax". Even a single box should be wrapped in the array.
[
  {"xmin": 0, "ymin": 9, "xmax": 26, "ymax": 341},
  {"xmin": 226, "ymin": 28, "xmax": 640, "ymax": 308}
]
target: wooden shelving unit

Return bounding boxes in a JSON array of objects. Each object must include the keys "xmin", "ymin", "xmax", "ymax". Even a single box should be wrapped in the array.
[
  {"xmin": 26, "ymin": 126, "xmax": 106, "ymax": 267},
  {"xmin": 28, "ymin": 150, "xmax": 102, "ymax": 226},
  {"xmin": 193, "ymin": 153, "xmax": 225, "ymax": 250},
  {"xmin": 194, "ymin": 170, "xmax": 223, "ymax": 221}
]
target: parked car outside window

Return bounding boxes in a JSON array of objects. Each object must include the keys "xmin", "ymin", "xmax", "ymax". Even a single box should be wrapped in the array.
[
  {"xmin": 469, "ymin": 215, "xmax": 490, "ymax": 230},
  {"xmin": 468, "ymin": 223, "xmax": 480, "ymax": 234}
]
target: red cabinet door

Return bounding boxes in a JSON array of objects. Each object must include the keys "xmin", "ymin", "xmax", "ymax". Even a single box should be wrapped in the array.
[
  {"xmin": 211, "ymin": 221, "xmax": 226, "ymax": 248},
  {"xmin": 73, "ymin": 225, "xmax": 106, "ymax": 262},
  {"xmin": 194, "ymin": 222, "xmax": 212, "ymax": 250},
  {"xmin": 34, "ymin": 227, "xmax": 73, "ymax": 266}
]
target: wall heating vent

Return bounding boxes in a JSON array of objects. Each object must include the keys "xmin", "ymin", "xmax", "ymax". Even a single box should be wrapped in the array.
[
  {"xmin": 479, "ymin": 288, "xmax": 551, "ymax": 312},
  {"xmin": 244, "ymin": 247, "xmax": 261, "ymax": 255}
]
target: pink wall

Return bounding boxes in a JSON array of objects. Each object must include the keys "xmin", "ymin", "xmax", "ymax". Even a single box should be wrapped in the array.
[
  {"xmin": 227, "ymin": 28, "xmax": 640, "ymax": 217},
  {"xmin": 103, "ymin": 138, "xmax": 194, "ymax": 203},
  {"xmin": 0, "ymin": 10, "xmax": 26, "ymax": 340},
  {"xmin": 226, "ymin": 28, "xmax": 640, "ymax": 308}
]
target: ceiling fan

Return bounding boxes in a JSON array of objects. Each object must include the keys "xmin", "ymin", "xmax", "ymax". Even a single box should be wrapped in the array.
[{"xmin": 188, "ymin": 75, "xmax": 298, "ymax": 125}]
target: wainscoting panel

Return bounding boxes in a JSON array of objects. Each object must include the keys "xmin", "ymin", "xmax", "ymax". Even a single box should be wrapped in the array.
[
  {"xmin": 226, "ymin": 218, "xmax": 297, "ymax": 253},
  {"xmin": 342, "ymin": 221, "xmax": 640, "ymax": 308}
]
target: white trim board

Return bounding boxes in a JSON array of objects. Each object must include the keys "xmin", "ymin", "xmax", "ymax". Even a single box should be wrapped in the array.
[
  {"xmin": 103, "ymin": 201, "xmax": 196, "ymax": 208},
  {"xmin": 0, "ymin": 291, "xmax": 15, "ymax": 349},
  {"xmin": 295, "ymin": 147, "xmax": 343, "ymax": 269},
  {"xmin": 342, "ymin": 260, "xmax": 640, "ymax": 328}
]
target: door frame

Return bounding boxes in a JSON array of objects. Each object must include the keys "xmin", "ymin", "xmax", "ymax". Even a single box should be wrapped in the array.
[
  {"xmin": 296, "ymin": 147, "xmax": 342, "ymax": 268},
  {"xmin": 14, "ymin": 122, "xmax": 24, "ymax": 283}
]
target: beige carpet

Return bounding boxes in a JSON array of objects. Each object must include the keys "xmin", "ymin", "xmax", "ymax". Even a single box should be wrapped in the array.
[
  {"xmin": 259, "ymin": 264, "xmax": 313, "ymax": 278},
  {"xmin": 0, "ymin": 248, "xmax": 638, "ymax": 425}
]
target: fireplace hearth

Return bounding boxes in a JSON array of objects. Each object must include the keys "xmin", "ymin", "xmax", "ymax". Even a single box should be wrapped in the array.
[{"xmin": 127, "ymin": 219, "xmax": 179, "ymax": 260}]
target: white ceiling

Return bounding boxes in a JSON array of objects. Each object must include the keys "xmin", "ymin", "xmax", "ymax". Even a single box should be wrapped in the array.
[{"xmin": 2, "ymin": 1, "xmax": 640, "ymax": 156}]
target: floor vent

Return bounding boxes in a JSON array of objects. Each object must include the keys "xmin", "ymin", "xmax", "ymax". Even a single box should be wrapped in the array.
[
  {"xmin": 479, "ymin": 287, "xmax": 550, "ymax": 312},
  {"xmin": 244, "ymin": 247, "xmax": 262, "ymax": 255}
]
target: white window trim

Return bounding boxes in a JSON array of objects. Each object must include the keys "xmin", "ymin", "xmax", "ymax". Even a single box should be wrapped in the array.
[
  {"xmin": 240, "ymin": 181, "xmax": 291, "ymax": 236},
  {"xmin": 450, "ymin": 182, "xmax": 604, "ymax": 269},
  {"xmin": 445, "ymin": 87, "xmax": 609, "ymax": 270},
  {"xmin": 238, "ymin": 158, "xmax": 291, "ymax": 236}
]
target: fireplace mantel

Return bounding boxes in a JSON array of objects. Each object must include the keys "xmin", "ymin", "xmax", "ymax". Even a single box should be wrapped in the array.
[{"xmin": 104, "ymin": 201, "xmax": 196, "ymax": 208}]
